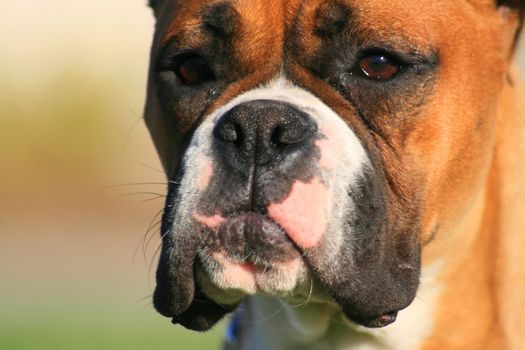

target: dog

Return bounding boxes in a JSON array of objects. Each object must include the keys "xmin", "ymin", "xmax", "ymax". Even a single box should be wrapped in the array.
[{"xmin": 144, "ymin": 1, "xmax": 525, "ymax": 349}]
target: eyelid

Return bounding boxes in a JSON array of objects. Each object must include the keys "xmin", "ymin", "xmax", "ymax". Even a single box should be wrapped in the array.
[
  {"xmin": 356, "ymin": 48, "xmax": 408, "ymax": 67},
  {"xmin": 357, "ymin": 44, "xmax": 440, "ymax": 65},
  {"xmin": 350, "ymin": 46, "xmax": 439, "ymax": 80},
  {"xmin": 155, "ymin": 42, "xmax": 200, "ymax": 72}
]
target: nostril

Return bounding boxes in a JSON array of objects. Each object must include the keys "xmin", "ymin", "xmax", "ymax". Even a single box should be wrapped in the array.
[
  {"xmin": 270, "ymin": 125, "xmax": 285, "ymax": 146},
  {"xmin": 214, "ymin": 119, "xmax": 243, "ymax": 146},
  {"xmin": 271, "ymin": 119, "xmax": 309, "ymax": 147}
]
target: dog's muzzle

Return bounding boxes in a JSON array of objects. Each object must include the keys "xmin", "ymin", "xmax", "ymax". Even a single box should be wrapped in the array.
[{"xmin": 152, "ymin": 82, "xmax": 420, "ymax": 331}]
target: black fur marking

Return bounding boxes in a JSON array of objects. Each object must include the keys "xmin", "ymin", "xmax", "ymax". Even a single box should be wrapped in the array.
[
  {"xmin": 202, "ymin": 214, "xmax": 300, "ymax": 265},
  {"xmin": 153, "ymin": 172, "xmax": 238, "ymax": 331},
  {"xmin": 202, "ymin": 2, "xmax": 239, "ymax": 38},
  {"xmin": 315, "ymin": 0, "xmax": 352, "ymax": 37},
  {"xmin": 153, "ymin": 180, "xmax": 196, "ymax": 318},
  {"xmin": 172, "ymin": 285, "xmax": 237, "ymax": 331},
  {"xmin": 307, "ymin": 170, "xmax": 420, "ymax": 326},
  {"xmin": 148, "ymin": 0, "xmax": 157, "ymax": 9}
]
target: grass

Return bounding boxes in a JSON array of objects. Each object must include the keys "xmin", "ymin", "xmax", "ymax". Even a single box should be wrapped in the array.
[
  {"xmin": 0, "ymin": 301, "xmax": 226, "ymax": 350},
  {"xmin": 0, "ymin": 65, "xmax": 228, "ymax": 349}
]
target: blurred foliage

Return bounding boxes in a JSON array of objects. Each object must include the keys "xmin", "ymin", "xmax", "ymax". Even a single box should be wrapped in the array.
[
  {"xmin": 0, "ymin": 302, "xmax": 225, "ymax": 350},
  {"xmin": 0, "ymin": 3, "xmax": 225, "ymax": 348},
  {"xmin": 1, "ymin": 68, "xmax": 124, "ymax": 175}
]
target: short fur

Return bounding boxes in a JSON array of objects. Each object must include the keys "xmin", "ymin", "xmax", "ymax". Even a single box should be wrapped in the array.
[{"xmin": 144, "ymin": 1, "xmax": 525, "ymax": 349}]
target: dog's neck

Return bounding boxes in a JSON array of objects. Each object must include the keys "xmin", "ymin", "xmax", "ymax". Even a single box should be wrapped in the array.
[
  {"xmin": 490, "ymin": 70, "xmax": 525, "ymax": 350},
  {"xmin": 416, "ymin": 69, "xmax": 525, "ymax": 349},
  {"xmin": 230, "ymin": 261, "xmax": 442, "ymax": 350}
]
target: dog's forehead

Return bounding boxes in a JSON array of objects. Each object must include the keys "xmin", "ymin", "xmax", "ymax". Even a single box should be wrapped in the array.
[
  {"xmin": 154, "ymin": 0, "xmax": 495, "ymax": 45},
  {"xmin": 157, "ymin": 0, "xmax": 288, "ymax": 42}
]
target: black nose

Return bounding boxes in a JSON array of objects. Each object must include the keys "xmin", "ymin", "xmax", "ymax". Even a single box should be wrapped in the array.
[{"xmin": 213, "ymin": 100, "xmax": 316, "ymax": 168}]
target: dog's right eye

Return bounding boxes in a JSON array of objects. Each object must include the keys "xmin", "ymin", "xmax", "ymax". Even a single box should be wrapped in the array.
[
  {"xmin": 358, "ymin": 54, "xmax": 400, "ymax": 81},
  {"xmin": 175, "ymin": 56, "xmax": 214, "ymax": 86}
]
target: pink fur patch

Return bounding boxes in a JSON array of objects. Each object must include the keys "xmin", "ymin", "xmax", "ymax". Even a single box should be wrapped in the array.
[
  {"xmin": 316, "ymin": 124, "xmax": 346, "ymax": 170},
  {"xmin": 198, "ymin": 160, "xmax": 213, "ymax": 190},
  {"xmin": 210, "ymin": 252, "xmax": 301, "ymax": 293},
  {"xmin": 213, "ymin": 252, "xmax": 256, "ymax": 292},
  {"xmin": 193, "ymin": 213, "xmax": 225, "ymax": 229},
  {"xmin": 268, "ymin": 177, "xmax": 327, "ymax": 249},
  {"xmin": 316, "ymin": 138, "xmax": 339, "ymax": 170}
]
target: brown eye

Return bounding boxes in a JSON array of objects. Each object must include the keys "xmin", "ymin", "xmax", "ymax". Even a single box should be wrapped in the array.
[
  {"xmin": 177, "ymin": 57, "xmax": 213, "ymax": 85},
  {"xmin": 358, "ymin": 54, "xmax": 400, "ymax": 80}
]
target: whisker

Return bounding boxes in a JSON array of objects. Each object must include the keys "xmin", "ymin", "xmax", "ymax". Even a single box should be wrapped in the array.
[
  {"xmin": 134, "ymin": 160, "xmax": 165, "ymax": 174},
  {"xmin": 248, "ymin": 303, "xmax": 285, "ymax": 325},
  {"xmin": 142, "ymin": 220, "xmax": 162, "ymax": 255},
  {"xmin": 116, "ymin": 192, "xmax": 167, "ymax": 199},
  {"xmin": 135, "ymin": 294, "xmax": 153, "ymax": 304},
  {"xmin": 142, "ymin": 206, "xmax": 166, "ymax": 250},
  {"xmin": 149, "ymin": 233, "xmax": 166, "ymax": 268},
  {"xmin": 290, "ymin": 279, "xmax": 314, "ymax": 308},
  {"xmin": 99, "ymin": 182, "xmax": 170, "ymax": 191},
  {"xmin": 98, "ymin": 180, "xmax": 179, "ymax": 191},
  {"xmin": 132, "ymin": 218, "xmax": 162, "ymax": 266},
  {"xmin": 239, "ymin": 252, "xmax": 253, "ymax": 263},
  {"xmin": 141, "ymin": 195, "xmax": 166, "ymax": 203},
  {"xmin": 141, "ymin": 301, "xmax": 155, "ymax": 310},
  {"xmin": 147, "ymin": 230, "xmax": 172, "ymax": 291},
  {"xmin": 121, "ymin": 111, "xmax": 143, "ymax": 158}
]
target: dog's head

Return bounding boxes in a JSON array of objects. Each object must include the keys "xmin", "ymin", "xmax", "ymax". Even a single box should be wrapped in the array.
[{"xmin": 144, "ymin": 0, "xmax": 524, "ymax": 331}]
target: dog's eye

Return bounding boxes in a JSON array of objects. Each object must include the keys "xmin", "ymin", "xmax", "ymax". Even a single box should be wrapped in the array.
[
  {"xmin": 176, "ymin": 57, "xmax": 214, "ymax": 85},
  {"xmin": 358, "ymin": 54, "xmax": 400, "ymax": 81}
]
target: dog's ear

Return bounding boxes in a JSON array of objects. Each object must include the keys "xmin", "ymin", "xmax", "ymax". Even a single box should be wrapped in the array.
[
  {"xmin": 496, "ymin": 1, "xmax": 525, "ymax": 49},
  {"xmin": 497, "ymin": 0, "xmax": 525, "ymax": 10},
  {"xmin": 148, "ymin": 0, "xmax": 160, "ymax": 16},
  {"xmin": 497, "ymin": 0, "xmax": 525, "ymax": 20}
]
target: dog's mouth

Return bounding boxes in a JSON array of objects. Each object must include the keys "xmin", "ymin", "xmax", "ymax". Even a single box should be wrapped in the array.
[
  {"xmin": 195, "ymin": 213, "xmax": 309, "ymax": 301},
  {"xmin": 200, "ymin": 213, "xmax": 301, "ymax": 265}
]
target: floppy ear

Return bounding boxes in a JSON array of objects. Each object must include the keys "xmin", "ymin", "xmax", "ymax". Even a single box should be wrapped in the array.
[
  {"xmin": 497, "ymin": 0, "xmax": 525, "ymax": 10},
  {"xmin": 497, "ymin": 0, "xmax": 525, "ymax": 22},
  {"xmin": 148, "ymin": 0, "xmax": 160, "ymax": 16},
  {"xmin": 496, "ymin": 0, "xmax": 525, "ymax": 50}
]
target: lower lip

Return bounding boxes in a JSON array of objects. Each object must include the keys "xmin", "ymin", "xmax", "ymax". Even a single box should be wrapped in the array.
[{"xmin": 237, "ymin": 262, "xmax": 255, "ymax": 273}]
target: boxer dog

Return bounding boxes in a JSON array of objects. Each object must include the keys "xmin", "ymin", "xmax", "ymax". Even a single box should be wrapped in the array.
[{"xmin": 144, "ymin": 0, "xmax": 525, "ymax": 348}]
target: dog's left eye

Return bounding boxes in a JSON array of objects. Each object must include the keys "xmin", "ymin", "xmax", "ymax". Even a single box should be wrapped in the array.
[
  {"xmin": 176, "ymin": 56, "xmax": 214, "ymax": 85},
  {"xmin": 358, "ymin": 54, "xmax": 400, "ymax": 81}
]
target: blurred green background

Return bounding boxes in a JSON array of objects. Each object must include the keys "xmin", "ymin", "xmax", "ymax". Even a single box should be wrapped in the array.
[{"xmin": 0, "ymin": 1, "xmax": 225, "ymax": 349}]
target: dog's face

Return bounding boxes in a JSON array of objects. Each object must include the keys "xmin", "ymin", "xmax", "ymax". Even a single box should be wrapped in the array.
[{"xmin": 145, "ymin": 0, "xmax": 522, "ymax": 331}]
